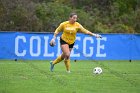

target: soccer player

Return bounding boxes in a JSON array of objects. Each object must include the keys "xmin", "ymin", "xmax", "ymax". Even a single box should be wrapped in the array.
[{"xmin": 50, "ymin": 13, "xmax": 101, "ymax": 73}]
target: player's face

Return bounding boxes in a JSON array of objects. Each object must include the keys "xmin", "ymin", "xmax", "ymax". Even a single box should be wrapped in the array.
[{"xmin": 69, "ymin": 15, "xmax": 77, "ymax": 24}]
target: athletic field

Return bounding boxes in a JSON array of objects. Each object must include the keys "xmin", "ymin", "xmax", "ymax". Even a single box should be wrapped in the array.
[{"xmin": 0, "ymin": 60, "xmax": 140, "ymax": 93}]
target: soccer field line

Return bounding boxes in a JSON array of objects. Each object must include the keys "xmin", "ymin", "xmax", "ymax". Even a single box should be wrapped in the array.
[
  {"xmin": 0, "ymin": 60, "xmax": 139, "ymax": 87},
  {"xmin": 25, "ymin": 62, "xmax": 69, "ymax": 86},
  {"xmin": 0, "ymin": 60, "xmax": 68, "ymax": 86},
  {"xmin": 95, "ymin": 61, "xmax": 138, "ymax": 87},
  {"xmin": 0, "ymin": 62, "xmax": 25, "ymax": 64}
]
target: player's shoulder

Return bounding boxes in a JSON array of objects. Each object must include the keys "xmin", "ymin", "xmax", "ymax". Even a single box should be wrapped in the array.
[
  {"xmin": 75, "ymin": 22, "xmax": 82, "ymax": 26},
  {"xmin": 75, "ymin": 22, "xmax": 83, "ymax": 28}
]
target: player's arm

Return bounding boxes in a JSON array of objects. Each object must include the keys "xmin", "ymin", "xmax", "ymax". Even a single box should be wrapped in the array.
[
  {"xmin": 50, "ymin": 23, "xmax": 63, "ymax": 46},
  {"xmin": 79, "ymin": 24, "xmax": 102, "ymax": 38},
  {"xmin": 53, "ymin": 23, "xmax": 63, "ymax": 38},
  {"xmin": 86, "ymin": 31, "xmax": 101, "ymax": 38}
]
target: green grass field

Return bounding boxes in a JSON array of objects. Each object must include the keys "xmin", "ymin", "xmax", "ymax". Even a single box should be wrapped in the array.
[{"xmin": 0, "ymin": 60, "xmax": 140, "ymax": 93}]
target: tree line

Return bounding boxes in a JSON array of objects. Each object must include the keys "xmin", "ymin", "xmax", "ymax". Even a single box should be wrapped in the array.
[{"xmin": 0, "ymin": 0, "xmax": 140, "ymax": 33}]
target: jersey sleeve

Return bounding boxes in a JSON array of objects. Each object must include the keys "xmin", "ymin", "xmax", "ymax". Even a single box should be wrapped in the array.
[
  {"xmin": 54, "ymin": 23, "xmax": 64, "ymax": 34},
  {"xmin": 78, "ymin": 23, "xmax": 89, "ymax": 34}
]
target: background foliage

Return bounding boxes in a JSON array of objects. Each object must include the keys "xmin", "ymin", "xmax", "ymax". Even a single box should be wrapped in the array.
[{"xmin": 0, "ymin": 0, "xmax": 140, "ymax": 33}]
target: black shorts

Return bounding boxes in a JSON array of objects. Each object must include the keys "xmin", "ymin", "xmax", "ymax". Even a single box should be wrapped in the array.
[{"xmin": 60, "ymin": 37, "xmax": 75, "ymax": 48}]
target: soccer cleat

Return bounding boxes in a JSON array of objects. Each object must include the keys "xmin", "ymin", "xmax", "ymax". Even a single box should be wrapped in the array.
[
  {"xmin": 67, "ymin": 70, "xmax": 71, "ymax": 73},
  {"xmin": 50, "ymin": 61, "xmax": 54, "ymax": 72}
]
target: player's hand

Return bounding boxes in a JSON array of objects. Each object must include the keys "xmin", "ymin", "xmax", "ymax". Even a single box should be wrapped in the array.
[
  {"xmin": 95, "ymin": 34, "xmax": 102, "ymax": 38},
  {"xmin": 49, "ymin": 38, "xmax": 56, "ymax": 47}
]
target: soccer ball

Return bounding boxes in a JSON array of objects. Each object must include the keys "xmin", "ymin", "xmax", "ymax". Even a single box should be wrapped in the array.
[{"xmin": 93, "ymin": 67, "xmax": 102, "ymax": 74}]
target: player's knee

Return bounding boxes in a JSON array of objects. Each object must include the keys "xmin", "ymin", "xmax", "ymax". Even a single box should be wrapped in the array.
[
  {"xmin": 65, "ymin": 52, "xmax": 70, "ymax": 59},
  {"xmin": 61, "ymin": 54, "xmax": 65, "ymax": 59}
]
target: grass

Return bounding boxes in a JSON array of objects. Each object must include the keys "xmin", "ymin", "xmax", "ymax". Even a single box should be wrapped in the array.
[{"xmin": 0, "ymin": 60, "xmax": 140, "ymax": 93}]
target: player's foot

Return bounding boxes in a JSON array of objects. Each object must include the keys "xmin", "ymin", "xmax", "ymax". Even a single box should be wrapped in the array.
[
  {"xmin": 67, "ymin": 70, "xmax": 71, "ymax": 73},
  {"xmin": 50, "ymin": 61, "xmax": 54, "ymax": 72}
]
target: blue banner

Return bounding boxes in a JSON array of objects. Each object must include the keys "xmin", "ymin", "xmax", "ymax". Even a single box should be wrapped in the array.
[{"xmin": 0, "ymin": 32, "xmax": 140, "ymax": 60}]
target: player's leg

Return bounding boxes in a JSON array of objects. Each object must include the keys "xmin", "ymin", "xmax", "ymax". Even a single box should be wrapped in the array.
[
  {"xmin": 61, "ymin": 44, "xmax": 70, "ymax": 60},
  {"xmin": 50, "ymin": 55, "xmax": 64, "ymax": 72},
  {"xmin": 63, "ymin": 42, "xmax": 74, "ymax": 73},
  {"xmin": 50, "ymin": 43, "xmax": 70, "ymax": 72},
  {"xmin": 51, "ymin": 40, "xmax": 69, "ymax": 65},
  {"xmin": 52, "ymin": 55, "xmax": 64, "ymax": 65},
  {"xmin": 61, "ymin": 44, "xmax": 71, "ymax": 72},
  {"xmin": 50, "ymin": 37, "xmax": 65, "ymax": 72},
  {"xmin": 64, "ymin": 59, "xmax": 70, "ymax": 73},
  {"xmin": 64, "ymin": 48, "xmax": 73, "ymax": 73}
]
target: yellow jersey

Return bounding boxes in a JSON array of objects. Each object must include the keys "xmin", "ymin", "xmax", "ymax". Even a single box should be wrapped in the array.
[{"xmin": 54, "ymin": 21, "xmax": 89, "ymax": 44}]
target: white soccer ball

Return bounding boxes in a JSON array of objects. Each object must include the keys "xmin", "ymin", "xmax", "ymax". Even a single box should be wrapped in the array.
[{"xmin": 93, "ymin": 67, "xmax": 102, "ymax": 74}]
